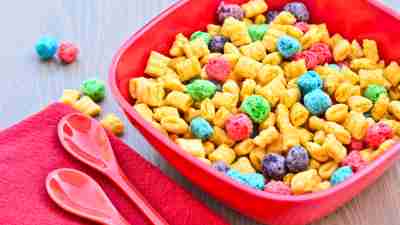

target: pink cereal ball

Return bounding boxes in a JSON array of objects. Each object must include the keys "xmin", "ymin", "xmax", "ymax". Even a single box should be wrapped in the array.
[
  {"xmin": 342, "ymin": 151, "xmax": 367, "ymax": 172},
  {"xmin": 264, "ymin": 181, "xmax": 291, "ymax": 195},
  {"xmin": 365, "ymin": 122, "xmax": 393, "ymax": 149},
  {"xmin": 349, "ymin": 138, "xmax": 365, "ymax": 151},
  {"xmin": 58, "ymin": 41, "xmax": 79, "ymax": 64},
  {"xmin": 225, "ymin": 113, "xmax": 253, "ymax": 141},
  {"xmin": 205, "ymin": 57, "xmax": 231, "ymax": 82}
]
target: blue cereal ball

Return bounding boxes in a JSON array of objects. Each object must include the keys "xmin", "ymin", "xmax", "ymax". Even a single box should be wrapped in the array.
[
  {"xmin": 277, "ymin": 36, "xmax": 301, "ymax": 58},
  {"xmin": 226, "ymin": 169, "xmax": 265, "ymax": 190},
  {"xmin": 190, "ymin": 117, "xmax": 214, "ymax": 140},
  {"xmin": 212, "ymin": 161, "xmax": 230, "ymax": 173},
  {"xmin": 297, "ymin": 71, "xmax": 323, "ymax": 95},
  {"xmin": 35, "ymin": 36, "xmax": 59, "ymax": 60},
  {"xmin": 330, "ymin": 166, "xmax": 354, "ymax": 186},
  {"xmin": 304, "ymin": 89, "xmax": 332, "ymax": 116},
  {"xmin": 283, "ymin": 2, "xmax": 310, "ymax": 22}
]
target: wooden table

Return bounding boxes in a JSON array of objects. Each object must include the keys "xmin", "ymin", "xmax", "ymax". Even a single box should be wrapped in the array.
[{"xmin": 1, "ymin": 1, "xmax": 399, "ymax": 224}]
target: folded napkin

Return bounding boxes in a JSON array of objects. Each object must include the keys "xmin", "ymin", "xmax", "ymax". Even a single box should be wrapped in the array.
[{"xmin": 0, "ymin": 103, "xmax": 229, "ymax": 225}]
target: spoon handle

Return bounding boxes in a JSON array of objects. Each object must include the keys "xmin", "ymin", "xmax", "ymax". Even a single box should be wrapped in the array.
[{"xmin": 109, "ymin": 168, "xmax": 170, "ymax": 225}]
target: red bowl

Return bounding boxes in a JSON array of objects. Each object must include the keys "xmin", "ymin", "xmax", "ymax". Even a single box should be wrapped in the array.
[{"xmin": 109, "ymin": 1, "xmax": 400, "ymax": 224}]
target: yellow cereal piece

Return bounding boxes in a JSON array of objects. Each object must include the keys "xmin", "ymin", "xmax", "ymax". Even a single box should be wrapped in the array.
[
  {"xmin": 176, "ymin": 138, "xmax": 205, "ymax": 158},
  {"xmin": 221, "ymin": 17, "xmax": 251, "ymax": 46},
  {"xmin": 170, "ymin": 33, "xmax": 189, "ymax": 57},
  {"xmin": 208, "ymin": 144, "xmax": 236, "ymax": 164},
  {"xmin": 73, "ymin": 96, "xmax": 101, "ymax": 117},
  {"xmin": 272, "ymin": 11, "xmax": 296, "ymax": 25},
  {"xmin": 333, "ymin": 39, "xmax": 351, "ymax": 62},
  {"xmin": 241, "ymin": 0, "xmax": 268, "ymax": 18},
  {"xmin": 254, "ymin": 14, "xmax": 267, "ymax": 24},
  {"xmin": 313, "ymin": 130, "xmax": 326, "ymax": 145},
  {"xmin": 322, "ymin": 134, "xmax": 347, "ymax": 163},
  {"xmin": 312, "ymin": 181, "xmax": 331, "ymax": 192},
  {"xmin": 281, "ymin": 88, "xmax": 301, "ymax": 109},
  {"xmin": 129, "ymin": 77, "xmax": 149, "ymax": 100},
  {"xmin": 334, "ymin": 82, "xmax": 356, "ymax": 103},
  {"xmin": 165, "ymin": 91, "xmax": 193, "ymax": 112},
  {"xmin": 183, "ymin": 38, "xmax": 210, "ymax": 59},
  {"xmin": 308, "ymin": 116, "xmax": 326, "ymax": 131},
  {"xmin": 198, "ymin": 158, "xmax": 212, "ymax": 165},
  {"xmin": 224, "ymin": 42, "xmax": 241, "ymax": 55},
  {"xmin": 323, "ymin": 74, "xmax": 341, "ymax": 95},
  {"xmin": 231, "ymin": 157, "xmax": 256, "ymax": 173},
  {"xmin": 360, "ymin": 148, "xmax": 373, "ymax": 162},
  {"xmin": 243, "ymin": 18, "xmax": 254, "ymax": 26},
  {"xmin": 256, "ymin": 64, "xmax": 284, "ymax": 86},
  {"xmin": 203, "ymin": 141, "xmax": 216, "ymax": 156},
  {"xmin": 150, "ymin": 120, "xmax": 168, "ymax": 136},
  {"xmin": 212, "ymin": 92, "xmax": 238, "ymax": 111},
  {"xmin": 184, "ymin": 107, "xmax": 201, "ymax": 122},
  {"xmin": 213, "ymin": 107, "xmax": 232, "ymax": 128},
  {"xmin": 100, "ymin": 113, "xmax": 125, "ymax": 136},
  {"xmin": 169, "ymin": 56, "xmax": 186, "ymax": 71},
  {"xmin": 240, "ymin": 79, "xmax": 257, "ymax": 101},
  {"xmin": 372, "ymin": 95, "xmax": 389, "ymax": 120},
  {"xmin": 254, "ymin": 126, "xmax": 279, "ymax": 148},
  {"xmin": 159, "ymin": 68, "xmax": 186, "ymax": 92},
  {"xmin": 262, "ymin": 35, "xmax": 278, "ymax": 52},
  {"xmin": 138, "ymin": 81, "xmax": 165, "ymax": 107},
  {"xmin": 223, "ymin": 80, "xmax": 240, "ymax": 95},
  {"xmin": 344, "ymin": 111, "xmax": 369, "ymax": 139},
  {"xmin": 145, "ymin": 51, "xmax": 171, "ymax": 77},
  {"xmin": 348, "ymin": 96, "xmax": 373, "ymax": 113},
  {"xmin": 291, "ymin": 169, "xmax": 322, "ymax": 195},
  {"xmin": 318, "ymin": 161, "xmax": 339, "ymax": 180},
  {"xmin": 259, "ymin": 112, "xmax": 276, "ymax": 130},
  {"xmin": 210, "ymin": 126, "xmax": 235, "ymax": 147},
  {"xmin": 153, "ymin": 106, "xmax": 179, "ymax": 122},
  {"xmin": 389, "ymin": 87, "xmax": 400, "ymax": 100},
  {"xmin": 262, "ymin": 52, "xmax": 282, "ymax": 65},
  {"xmin": 266, "ymin": 134, "xmax": 285, "ymax": 154},
  {"xmin": 175, "ymin": 57, "xmax": 202, "ymax": 81},
  {"xmin": 325, "ymin": 104, "xmax": 349, "ymax": 123},
  {"xmin": 301, "ymin": 26, "xmax": 322, "ymax": 49},
  {"xmin": 283, "ymin": 173, "xmax": 294, "ymax": 186},
  {"xmin": 234, "ymin": 56, "xmax": 262, "ymax": 79},
  {"xmin": 370, "ymin": 139, "xmax": 396, "ymax": 161},
  {"xmin": 341, "ymin": 66, "xmax": 360, "ymax": 85},
  {"xmin": 309, "ymin": 159, "xmax": 321, "ymax": 170},
  {"xmin": 276, "ymin": 104, "xmax": 291, "ymax": 131},
  {"xmin": 234, "ymin": 139, "xmax": 255, "ymax": 156},
  {"xmin": 363, "ymin": 39, "xmax": 379, "ymax": 63},
  {"xmin": 384, "ymin": 61, "xmax": 400, "ymax": 87},
  {"xmin": 282, "ymin": 126, "xmax": 301, "ymax": 151},
  {"xmin": 249, "ymin": 148, "xmax": 266, "ymax": 171},
  {"xmin": 298, "ymin": 128, "xmax": 313, "ymax": 145},
  {"xmin": 305, "ymin": 142, "xmax": 329, "ymax": 162},
  {"xmin": 286, "ymin": 25, "xmax": 304, "ymax": 39},
  {"xmin": 222, "ymin": 54, "xmax": 240, "ymax": 68},
  {"xmin": 207, "ymin": 24, "xmax": 221, "ymax": 36},
  {"xmin": 350, "ymin": 40, "xmax": 364, "ymax": 59},
  {"xmin": 389, "ymin": 100, "xmax": 400, "ymax": 120},
  {"xmin": 160, "ymin": 116, "xmax": 188, "ymax": 134},
  {"xmin": 133, "ymin": 103, "xmax": 153, "ymax": 122},
  {"xmin": 350, "ymin": 58, "xmax": 378, "ymax": 71},
  {"xmin": 328, "ymin": 33, "xmax": 344, "ymax": 48},
  {"xmin": 59, "ymin": 89, "xmax": 81, "ymax": 106},
  {"xmin": 283, "ymin": 60, "xmax": 307, "ymax": 79},
  {"xmin": 198, "ymin": 98, "xmax": 215, "ymax": 122},
  {"xmin": 200, "ymin": 53, "xmax": 222, "ymax": 66},
  {"xmin": 290, "ymin": 103, "xmax": 309, "ymax": 127},
  {"xmin": 359, "ymin": 69, "xmax": 388, "ymax": 89},
  {"xmin": 256, "ymin": 76, "xmax": 287, "ymax": 106},
  {"xmin": 239, "ymin": 41, "xmax": 266, "ymax": 61}
]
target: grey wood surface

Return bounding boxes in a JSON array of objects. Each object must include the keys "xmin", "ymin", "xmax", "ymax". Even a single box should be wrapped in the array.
[{"xmin": 0, "ymin": 1, "xmax": 399, "ymax": 224}]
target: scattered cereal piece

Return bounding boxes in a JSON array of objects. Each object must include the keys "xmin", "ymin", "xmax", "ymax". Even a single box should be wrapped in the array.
[
  {"xmin": 190, "ymin": 31, "xmax": 212, "ymax": 45},
  {"xmin": 297, "ymin": 70, "xmax": 323, "ymax": 95},
  {"xmin": 264, "ymin": 181, "xmax": 291, "ymax": 195},
  {"xmin": 57, "ymin": 41, "xmax": 79, "ymax": 64},
  {"xmin": 240, "ymin": 95, "xmax": 271, "ymax": 123},
  {"xmin": 209, "ymin": 36, "xmax": 228, "ymax": 53},
  {"xmin": 309, "ymin": 43, "xmax": 332, "ymax": 64},
  {"xmin": 35, "ymin": 36, "xmax": 58, "ymax": 60},
  {"xmin": 225, "ymin": 113, "xmax": 253, "ymax": 141},
  {"xmin": 205, "ymin": 57, "xmax": 232, "ymax": 82},
  {"xmin": 73, "ymin": 96, "xmax": 101, "ymax": 117},
  {"xmin": 304, "ymin": 89, "xmax": 332, "ymax": 116},
  {"xmin": 277, "ymin": 35, "xmax": 301, "ymax": 58},
  {"xmin": 291, "ymin": 169, "xmax": 321, "ymax": 195},
  {"xmin": 248, "ymin": 24, "xmax": 269, "ymax": 42},
  {"xmin": 363, "ymin": 84, "xmax": 387, "ymax": 103},
  {"xmin": 330, "ymin": 166, "xmax": 353, "ymax": 186},
  {"xmin": 231, "ymin": 157, "xmax": 256, "ymax": 173},
  {"xmin": 227, "ymin": 169, "xmax": 266, "ymax": 190},
  {"xmin": 190, "ymin": 117, "xmax": 214, "ymax": 140},
  {"xmin": 186, "ymin": 79, "xmax": 217, "ymax": 101},
  {"xmin": 59, "ymin": 89, "xmax": 81, "ymax": 106},
  {"xmin": 176, "ymin": 138, "xmax": 205, "ymax": 158},
  {"xmin": 286, "ymin": 146, "xmax": 309, "ymax": 173},
  {"xmin": 81, "ymin": 78, "xmax": 106, "ymax": 102},
  {"xmin": 217, "ymin": 2, "xmax": 244, "ymax": 23},
  {"xmin": 294, "ymin": 50, "xmax": 319, "ymax": 69},
  {"xmin": 262, "ymin": 153, "xmax": 286, "ymax": 180},
  {"xmin": 283, "ymin": 2, "xmax": 309, "ymax": 22},
  {"xmin": 364, "ymin": 122, "xmax": 393, "ymax": 148},
  {"xmin": 342, "ymin": 151, "xmax": 367, "ymax": 172},
  {"xmin": 100, "ymin": 113, "xmax": 125, "ymax": 136}
]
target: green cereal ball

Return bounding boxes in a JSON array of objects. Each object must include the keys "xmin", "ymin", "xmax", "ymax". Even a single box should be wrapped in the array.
[
  {"xmin": 186, "ymin": 79, "xmax": 217, "ymax": 101},
  {"xmin": 190, "ymin": 31, "xmax": 212, "ymax": 45},
  {"xmin": 240, "ymin": 95, "xmax": 271, "ymax": 123},
  {"xmin": 248, "ymin": 24, "xmax": 268, "ymax": 42},
  {"xmin": 81, "ymin": 78, "xmax": 106, "ymax": 102},
  {"xmin": 363, "ymin": 84, "xmax": 388, "ymax": 103}
]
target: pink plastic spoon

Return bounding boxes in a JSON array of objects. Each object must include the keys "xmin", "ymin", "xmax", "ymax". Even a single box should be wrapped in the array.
[
  {"xmin": 57, "ymin": 113, "xmax": 169, "ymax": 225},
  {"xmin": 46, "ymin": 168, "xmax": 130, "ymax": 225}
]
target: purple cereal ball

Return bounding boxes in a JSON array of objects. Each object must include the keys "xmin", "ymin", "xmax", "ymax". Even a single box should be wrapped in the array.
[
  {"xmin": 283, "ymin": 2, "xmax": 310, "ymax": 22},
  {"xmin": 217, "ymin": 1, "xmax": 244, "ymax": 24},
  {"xmin": 286, "ymin": 146, "xmax": 309, "ymax": 173},
  {"xmin": 262, "ymin": 153, "xmax": 286, "ymax": 180},
  {"xmin": 209, "ymin": 36, "xmax": 229, "ymax": 53},
  {"xmin": 266, "ymin": 10, "xmax": 280, "ymax": 23},
  {"xmin": 212, "ymin": 160, "xmax": 230, "ymax": 173}
]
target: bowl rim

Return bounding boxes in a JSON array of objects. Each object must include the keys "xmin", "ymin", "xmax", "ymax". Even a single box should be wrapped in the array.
[{"xmin": 109, "ymin": 0, "xmax": 400, "ymax": 203}]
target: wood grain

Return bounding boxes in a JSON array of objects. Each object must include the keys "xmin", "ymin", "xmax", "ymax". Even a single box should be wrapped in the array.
[{"xmin": 0, "ymin": 1, "xmax": 399, "ymax": 224}]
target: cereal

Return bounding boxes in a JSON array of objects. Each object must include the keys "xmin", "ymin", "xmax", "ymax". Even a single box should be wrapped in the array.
[
  {"xmin": 342, "ymin": 151, "xmax": 367, "ymax": 172},
  {"xmin": 234, "ymin": 139, "xmax": 255, "ymax": 156},
  {"xmin": 240, "ymin": 95, "xmax": 271, "ymax": 123},
  {"xmin": 248, "ymin": 24, "xmax": 269, "ymax": 42},
  {"xmin": 217, "ymin": 2, "xmax": 244, "ymax": 23},
  {"xmin": 231, "ymin": 157, "xmax": 256, "ymax": 173},
  {"xmin": 364, "ymin": 84, "xmax": 388, "ymax": 103},
  {"xmin": 364, "ymin": 122, "xmax": 393, "ymax": 148},
  {"xmin": 309, "ymin": 43, "xmax": 333, "ymax": 65},
  {"xmin": 145, "ymin": 51, "xmax": 171, "ymax": 77},
  {"xmin": 81, "ymin": 78, "xmax": 106, "ymax": 102},
  {"xmin": 59, "ymin": 89, "xmax": 81, "ymax": 106},
  {"xmin": 161, "ymin": 116, "xmax": 189, "ymax": 134},
  {"xmin": 277, "ymin": 35, "xmax": 301, "ymax": 58},
  {"xmin": 240, "ymin": 41, "xmax": 266, "ymax": 61},
  {"xmin": 304, "ymin": 89, "xmax": 332, "ymax": 116},
  {"xmin": 330, "ymin": 166, "xmax": 353, "ymax": 186},
  {"xmin": 305, "ymin": 142, "xmax": 329, "ymax": 162},
  {"xmin": 249, "ymin": 147, "xmax": 266, "ymax": 171},
  {"xmin": 225, "ymin": 113, "xmax": 253, "ymax": 141},
  {"xmin": 283, "ymin": 2, "xmax": 309, "ymax": 22},
  {"xmin": 266, "ymin": 10, "xmax": 280, "ymax": 23},
  {"xmin": 349, "ymin": 138, "xmax": 365, "ymax": 151},
  {"xmin": 272, "ymin": 11, "xmax": 296, "ymax": 25},
  {"xmin": 295, "ymin": 22, "xmax": 309, "ymax": 33},
  {"xmin": 322, "ymin": 134, "xmax": 347, "ymax": 163},
  {"xmin": 389, "ymin": 100, "xmax": 400, "ymax": 120},
  {"xmin": 241, "ymin": 0, "xmax": 268, "ymax": 18},
  {"xmin": 264, "ymin": 181, "xmax": 291, "ymax": 195},
  {"xmin": 227, "ymin": 169, "xmax": 266, "ymax": 190},
  {"xmin": 253, "ymin": 126, "xmax": 279, "ymax": 147},
  {"xmin": 384, "ymin": 61, "xmax": 400, "ymax": 87},
  {"xmin": 325, "ymin": 104, "xmax": 349, "ymax": 123},
  {"xmin": 73, "ymin": 96, "xmax": 101, "ymax": 117},
  {"xmin": 262, "ymin": 153, "xmax": 286, "ymax": 180},
  {"xmin": 176, "ymin": 138, "xmax": 205, "ymax": 158},
  {"xmin": 186, "ymin": 79, "xmax": 217, "ymax": 101},
  {"xmin": 165, "ymin": 91, "xmax": 193, "ymax": 111},
  {"xmin": 348, "ymin": 96, "xmax": 373, "ymax": 113},
  {"xmin": 212, "ymin": 160, "xmax": 230, "ymax": 173},
  {"xmin": 100, "ymin": 113, "xmax": 125, "ymax": 136},
  {"xmin": 58, "ymin": 42, "xmax": 79, "ymax": 64},
  {"xmin": 190, "ymin": 31, "xmax": 212, "ymax": 45},
  {"xmin": 190, "ymin": 117, "xmax": 214, "ymax": 140},
  {"xmin": 286, "ymin": 146, "xmax": 309, "ymax": 173},
  {"xmin": 221, "ymin": 17, "xmax": 252, "ymax": 46},
  {"xmin": 344, "ymin": 111, "xmax": 369, "ymax": 140},
  {"xmin": 209, "ymin": 144, "xmax": 236, "ymax": 164},
  {"xmin": 209, "ymin": 36, "xmax": 228, "ymax": 53},
  {"xmin": 318, "ymin": 161, "xmax": 338, "ymax": 180},
  {"xmin": 291, "ymin": 169, "xmax": 321, "ymax": 195},
  {"xmin": 290, "ymin": 103, "xmax": 309, "ymax": 127},
  {"xmin": 297, "ymin": 71, "xmax": 323, "ymax": 95},
  {"xmin": 294, "ymin": 50, "xmax": 319, "ymax": 69},
  {"xmin": 35, "ymin": 36, "xmax": 58, "ymax": 60}
]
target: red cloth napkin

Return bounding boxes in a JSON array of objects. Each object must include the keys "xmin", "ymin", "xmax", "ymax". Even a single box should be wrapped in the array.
[{"xmin": 0, "ymin": 103, "xmax": 229, "ymax": 225}]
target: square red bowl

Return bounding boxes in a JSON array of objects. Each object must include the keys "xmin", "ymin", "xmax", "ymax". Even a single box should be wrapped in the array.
[{"xmin": 109, "ymin": 1, "xmax": 400, "ymax": 224}]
